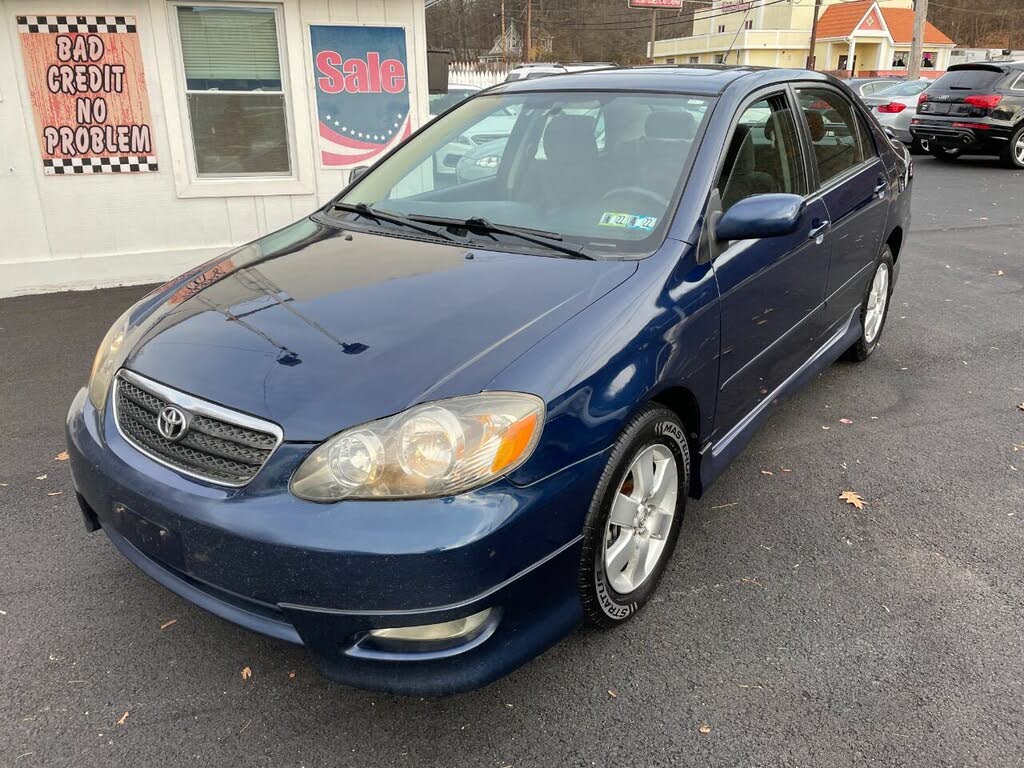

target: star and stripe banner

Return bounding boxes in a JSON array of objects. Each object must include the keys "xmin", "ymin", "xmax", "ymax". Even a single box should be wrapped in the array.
[{"xmin": 310, "ymin": 25, "xmax": 412, "ymax": 168}]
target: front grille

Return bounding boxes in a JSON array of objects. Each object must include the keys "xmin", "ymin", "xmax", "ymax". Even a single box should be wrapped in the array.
[{"xmin": 113, "ymin": 372, "xmax": 281, "ymax": 486}]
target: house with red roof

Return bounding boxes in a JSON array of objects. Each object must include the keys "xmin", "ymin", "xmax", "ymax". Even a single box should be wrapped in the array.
[
  {"xmin": 813, "ymin": 0, "xmax": 956, "ymax": 77},
  {"xmin": 650, "ymin": 0, "xmax": 956, "ymax": 78}
]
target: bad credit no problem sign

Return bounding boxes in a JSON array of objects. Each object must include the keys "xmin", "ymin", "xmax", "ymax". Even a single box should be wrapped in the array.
[{"xmin": 17, "ymin": 15, "xmax": 158, "ymax": 175}]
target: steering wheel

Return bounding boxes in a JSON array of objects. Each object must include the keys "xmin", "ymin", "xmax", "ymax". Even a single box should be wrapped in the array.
[{"xmin": 601, "ymin": 187, "xmax": 670, "ymax": 210}]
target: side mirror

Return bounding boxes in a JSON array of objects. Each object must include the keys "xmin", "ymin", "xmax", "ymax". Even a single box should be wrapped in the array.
[
  {"xmin": 350, "ymin": 166, "xmax": 369, "ymax": 182},
  {"xmin": 714, "ymin": 193, "xmax": 804, "ymax": 242}
]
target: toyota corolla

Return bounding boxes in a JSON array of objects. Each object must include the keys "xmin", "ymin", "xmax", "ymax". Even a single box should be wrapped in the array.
[{"xmin": 67, "ymin": 66, "xmax": 912, "ymax": 695}]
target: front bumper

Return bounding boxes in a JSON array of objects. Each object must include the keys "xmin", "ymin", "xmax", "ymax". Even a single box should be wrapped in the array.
[{"xmin": 67, "ymin": 387, "xmax": 605, "ymax": 695}]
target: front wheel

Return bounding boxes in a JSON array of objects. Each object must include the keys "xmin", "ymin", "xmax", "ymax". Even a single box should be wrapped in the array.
[
  {"xmin": 578, "ymin": 404, "xmax": 689, "ymax": 628},
  {"xmin": 845, "ymin": 246, "xmax": 894, "ymax": 362}
]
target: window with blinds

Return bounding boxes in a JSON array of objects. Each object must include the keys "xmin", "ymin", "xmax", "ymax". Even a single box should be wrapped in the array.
[{"xmin": 174, "ymin": 5, "xmax": 291, "ymax": 176}]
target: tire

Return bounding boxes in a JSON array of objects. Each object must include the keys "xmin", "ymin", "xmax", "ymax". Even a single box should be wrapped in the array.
[
  {"xmin": 999, "ymin": 124, "xmax": 1024, "ymax": 170},
  {"xmin": 929, "ymin": 145, "xmax": 962, "ymax": 162},
  {"xmin": 845, "ymin": 245, "xmax": 895, "ymax": 362},
  {"xmin": 578, "ymin": 403, "xmax": 689, "ymax": 628}
]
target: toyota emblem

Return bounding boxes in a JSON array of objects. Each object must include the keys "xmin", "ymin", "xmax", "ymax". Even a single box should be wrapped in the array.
[{"xmin": 156, "ymin": 405, "xmax": 189, "ymax": 441}]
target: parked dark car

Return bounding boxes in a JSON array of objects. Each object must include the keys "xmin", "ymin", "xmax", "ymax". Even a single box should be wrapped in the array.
[
  {"xmin": 67, "ymin": 66, "xmax": 912, "ymax": 695},
  {"xmin": 910, "ymin": 61, "xmax": 1024, "ymax": 167}
]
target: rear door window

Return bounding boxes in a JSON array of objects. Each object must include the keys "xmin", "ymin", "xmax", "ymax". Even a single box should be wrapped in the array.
[{"xmin": 796, "ymin": 87, "xmax": 867, "ymax": 186}]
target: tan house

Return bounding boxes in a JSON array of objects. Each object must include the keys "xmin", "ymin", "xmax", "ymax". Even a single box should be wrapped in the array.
[{"xmin": 651, "ymin": 0, "xmax": 955, "ymax": 78}]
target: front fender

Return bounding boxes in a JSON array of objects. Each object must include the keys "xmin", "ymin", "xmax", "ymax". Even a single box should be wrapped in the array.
[{"xmin": 492, "ymin": 241, "xmax": 721, "ymax": 491}]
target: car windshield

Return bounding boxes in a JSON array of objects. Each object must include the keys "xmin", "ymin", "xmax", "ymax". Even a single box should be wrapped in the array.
[
  {"xmin": 875, "ymin": 81, "xmax": 929, "ymax": 97},
  {"xmin": 337, "ymin": 91, "xmax": 713, "ymax": 258}
]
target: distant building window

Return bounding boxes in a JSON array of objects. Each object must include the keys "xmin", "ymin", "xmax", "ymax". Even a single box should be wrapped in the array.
[
  {"xmin": 744, "ymin": 20, "xmax": 753, "ymax": 30},
  {"xmin": 892, "ymin": 50, "xmax": 909, "ymax": 68},
  {"xmin": 689, "ymin": 56, "xmax": 700, "ymax": 64},
  {"xmin": 174, "ymin": 4, "xmax": 292, "ymax": 176},
  {"xmin": 923, "ymin": 51, "xmax": 936, "ymax": 68},
  {"xmin": 666, "ymin": 57, "xmax": 676, "ymax": 64},
  {"xmin": 717, "ymin": 24, "xmax": 726, "ymax": 33},
  {"xmin": 713, "ymin": 54, "xmax": 726, "ymax": 64}
]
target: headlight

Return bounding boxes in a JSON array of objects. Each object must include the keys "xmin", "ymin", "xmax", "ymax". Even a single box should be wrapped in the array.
[
  {"xmin": 87, "ymin": 309, "xmax": 132, "ymax": 410},
  {"xmin": 291, "ymin": 392, "xmax": 544, "ymax": 501},
  {"xmin": 475, "ymin": 155, "xmax": 500, "ymax": 168}
]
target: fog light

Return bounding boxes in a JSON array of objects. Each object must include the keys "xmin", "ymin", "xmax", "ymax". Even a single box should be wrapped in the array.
[{"xmin": 368, "ymin": 608, "xmax": 493, "ymax": 644}]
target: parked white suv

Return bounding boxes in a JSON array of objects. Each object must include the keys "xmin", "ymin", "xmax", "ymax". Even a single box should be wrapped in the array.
[{"xmin": 503, "ymin": 62, "xmax": 615, "ymax": 82}]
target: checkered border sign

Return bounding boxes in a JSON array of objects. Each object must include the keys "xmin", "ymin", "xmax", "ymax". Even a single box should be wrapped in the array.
[
  {"xmin": 43, "ymin": 156, "xmax": 159, "ymax": 175},
  {"xmin": 16, "ymin": 15, "xmax": 138, "ymax": 34}
]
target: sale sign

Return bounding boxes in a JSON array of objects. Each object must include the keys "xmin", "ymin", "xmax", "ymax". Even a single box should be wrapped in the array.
[
  {"xmin": 17, "ymin": 14, "xmax": 157, "ymax": 175},
  {"xmin": 310, "ymin": 25, "xmax": 412, "ymax": 167}
]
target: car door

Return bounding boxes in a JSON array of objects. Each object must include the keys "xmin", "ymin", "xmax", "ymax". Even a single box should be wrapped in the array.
[
  {"xmin": 795, "ymin": 86, "xmax": 889, "ymax": 336},
  {"xmin": 710, "ymin": 90, "xmax": 831, "ymax": 438}
]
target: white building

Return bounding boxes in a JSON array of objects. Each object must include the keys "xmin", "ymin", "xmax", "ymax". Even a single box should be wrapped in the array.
[{"xmin": 1, "ymin": 0, "xmax": 430, "ymax": 297}]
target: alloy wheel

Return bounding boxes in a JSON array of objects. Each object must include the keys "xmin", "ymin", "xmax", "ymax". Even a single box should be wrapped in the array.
[
  {"xmin": 1015, "ymin": 133, "xmax": 1024, "ymax": 165},
  {"xmin": 603, "ymin": 444, "xmax": 678, "ymax": 594},
  {"xmin": 864, "ymin": 261, "xmax": 890, "ymax": 344}
]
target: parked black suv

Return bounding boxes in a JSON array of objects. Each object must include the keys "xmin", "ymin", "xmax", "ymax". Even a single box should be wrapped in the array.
[{"xmin": 910, "ymin": 61, "xmax": 1024, "ymax": 168}]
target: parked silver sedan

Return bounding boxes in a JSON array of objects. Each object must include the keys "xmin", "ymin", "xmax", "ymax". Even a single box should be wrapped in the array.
[{"xmin": 864, "ymin": 80, "xmax": 932, "ymax": 152}]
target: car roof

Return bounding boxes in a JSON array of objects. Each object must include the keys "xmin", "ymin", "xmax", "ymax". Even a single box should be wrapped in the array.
[
  {"xmin": 490, "ymin": 64, "xmax": 836, "ymax": 97},
  {"xmin": 948, "ymin": 61, "xmax": 1024, "ymax": 73}
]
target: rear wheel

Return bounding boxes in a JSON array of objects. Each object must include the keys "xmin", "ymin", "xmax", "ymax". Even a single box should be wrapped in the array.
[
  {"xmin": 845, "ymin": 246, "xmax": 894, "ymax": 362},
  {"xmin": 579, "ymin": 404, "xmax": 688, "ymax": 628},
  {"xmin": 999, "ymin": 124, "xmax": 1024, "ymax": 169},
  {"xmin": 929, "ymin": 145, "xmax": 962, "ymax": 162},
  {"xmin": 910, "ymin": 137, "xmax": 929, "ymax": 155}
]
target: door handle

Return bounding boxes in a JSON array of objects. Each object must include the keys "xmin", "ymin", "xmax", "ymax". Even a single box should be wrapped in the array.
[
  {"xmin": 808, "ymin": 220, "xmax": 830, "ymax": 240},
  {"xmin": 874, "ymin": 178, "xmax": 888, "ymax": 198}
]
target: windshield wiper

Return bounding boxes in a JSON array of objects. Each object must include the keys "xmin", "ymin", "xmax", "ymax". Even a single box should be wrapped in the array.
[
  {"xmin": 329, "ymin": 202, "xmax": 460, "ymax": 243},
  {"xmin": 408, "ymin": 214, "xmax": 595, "ymax": 260}
]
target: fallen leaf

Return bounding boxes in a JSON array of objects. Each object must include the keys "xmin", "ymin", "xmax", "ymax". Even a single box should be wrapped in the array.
[
  {"xmin": 710, "ymin": 502, "xmax": 738, "ymax": 510},
  {"xmin": 996, "ymin": 270, "xmax": 1005, "ymax": 276},
  {"xmin": 740, "ymin": 577, "xmax": 763, "ymax": 588},
  {"xmin": 241, "ymin": 666, "xmax": 252, "ymax": 681},
  {"xmin": 781, "ymin": 468, "xmax": 792, "ymax": 473},
  {"xmin": 1017, "ymin": 403, "xmax": 1024, "ymax": 413},
  {"xmin": 288, "ymin": 671, "xmax": 296, "ymax": 679},
  {"xmin": 821, "ymin": 425, "xmax": 830, "ymax": 430},
  {"xmin": 839, "ymin": 418, "xmax": 854, "ymax": 425},
  {"xmin": 54, "ymin": 451, "xmax": 69, "ymax": 461},
  {"xmin": 698, "ymin": 723, "xmax": 712, "ymax": 734},
  {"xmin": 607, "ymin": 689, "xmax": 617, "ymax": 699},
  {"xmin": 35, "ymin": 474, "xmax": 47, "ymax": 481},
  {"xmin": 47, "ymin": 491, "xmax": 63, "ymax": 497},
  {"xmin": 116, "ymin": 711, "xmax": 129, "ymax": 726},
  {"xmin": 839, "ymin": 490, "xmax": 866, "ymax": 510},
  {"xmin": 760, "ymin": 469, "xmax": 773, "ymax": 476},
  {"xmin": 160, "ymin": 619, "xmax": 177, "ymax": 630}
]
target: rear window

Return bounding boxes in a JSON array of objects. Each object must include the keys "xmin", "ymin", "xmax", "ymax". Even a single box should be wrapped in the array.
[{"xmin": 931, "ymin": 68, "xmax": 1004, "ymax": 91}]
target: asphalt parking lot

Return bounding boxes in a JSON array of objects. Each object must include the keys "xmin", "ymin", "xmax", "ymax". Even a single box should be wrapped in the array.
[{"xmin": 2, "ymin": 155, "xmax": 1023, "ymax": 767}]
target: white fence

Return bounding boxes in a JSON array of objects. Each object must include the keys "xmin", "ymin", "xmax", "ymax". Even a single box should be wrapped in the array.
[{"xmin": 448, "ymin": 61, "xmax": 515, "ymax": 89}]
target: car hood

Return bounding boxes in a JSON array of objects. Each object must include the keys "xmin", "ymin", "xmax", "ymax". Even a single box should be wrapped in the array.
[{"xmin": 124, "ymin": 217, "xmax": 637, "ymax": 441}]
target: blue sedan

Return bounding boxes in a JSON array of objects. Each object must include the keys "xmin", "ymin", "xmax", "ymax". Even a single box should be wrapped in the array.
[{"xmin": 67, "ymin": 65, "xmax": 912, "ymax": 695}]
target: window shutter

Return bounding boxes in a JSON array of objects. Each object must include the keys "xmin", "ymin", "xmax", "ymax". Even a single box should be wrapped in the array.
[{"xmin": 177, "ymin": 6, "xmax": 281, "ymax": 90}]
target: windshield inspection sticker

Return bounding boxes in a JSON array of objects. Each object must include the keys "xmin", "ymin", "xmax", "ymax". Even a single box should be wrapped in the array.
[{"xmin": 599, "ymin": 212, "xmax": 658, "ymax": 231}]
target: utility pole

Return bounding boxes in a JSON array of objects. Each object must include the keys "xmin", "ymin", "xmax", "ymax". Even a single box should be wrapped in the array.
[
  {"xmin": 524, "ymin": 0, "xmax": 532, "ymax": 63},
  {"xmin": 907, "ymin": 0, "xmax": 928, "ymax": 80},
  {"xmin": 806, "ymin": 0, "xmax": 822, "ymax": 69},
  {"xmin": 500, "ymin": 0, "xmax": 507, "ymax": 65},
  {"xmin": 650, "ymin": 9, "xmax": 658, "ymax": 63}
]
